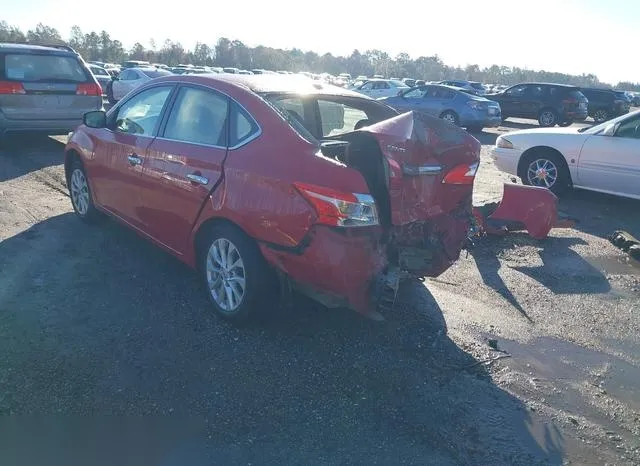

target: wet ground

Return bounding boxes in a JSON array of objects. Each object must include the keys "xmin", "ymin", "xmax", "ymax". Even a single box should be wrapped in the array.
[{"xmin": 1, "ymin": 119, "xmax": 639, "ymax": 465}]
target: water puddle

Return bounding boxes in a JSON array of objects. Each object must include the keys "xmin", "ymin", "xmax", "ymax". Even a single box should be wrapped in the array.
[{"xmin": 494, "ymin": 336, "xmax": 640, "ymax": 427}]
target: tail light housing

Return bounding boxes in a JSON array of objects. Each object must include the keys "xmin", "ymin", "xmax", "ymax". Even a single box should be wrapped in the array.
[
  {"xmin": 0, "ymin": 81, "xmax": 26, "ymax": 95},
  {"xmin": 293, "ymin": 182, "xmax": 379, "ymax": 227},
  {"xmin": 76, "ymin": 83, "xmax": 102, "ymax": 96},
  {"xmin": 442, "ymin": 162, "xmax": 479, "ymax": 185}
]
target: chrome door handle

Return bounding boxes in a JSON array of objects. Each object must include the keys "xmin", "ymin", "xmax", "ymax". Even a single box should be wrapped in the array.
[
  {"xmin": 186, "ymin": 173, "xmax": 209, "ymax": 185},
  {"xmin": 127, "ymin": 154, "xmax": 142, "ymax": 166}
]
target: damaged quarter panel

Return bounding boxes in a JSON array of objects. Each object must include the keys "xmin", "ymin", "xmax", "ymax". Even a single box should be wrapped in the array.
[
  {"xmin": 360, "ymin": 111, "xmax": 481, "ymax": 277},
  {"xmin": 190, "ymin": 83, "xmax": 371, "ymax": 255}
]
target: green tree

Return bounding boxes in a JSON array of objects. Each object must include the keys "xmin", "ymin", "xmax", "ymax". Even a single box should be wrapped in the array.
[{"xmin": 26, "ymin": 23, "xmax": 62, "ymax": 44}]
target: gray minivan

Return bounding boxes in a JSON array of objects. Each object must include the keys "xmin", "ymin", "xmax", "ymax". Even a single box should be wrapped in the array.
[{"xmin": 0, "ymin": 43, "xmax": 103, "ymax": 138}]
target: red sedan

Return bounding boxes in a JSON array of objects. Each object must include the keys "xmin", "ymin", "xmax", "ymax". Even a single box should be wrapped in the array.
[{"xmin": 65, "ymin": 74, "xmax": 480, "ymax": 322}]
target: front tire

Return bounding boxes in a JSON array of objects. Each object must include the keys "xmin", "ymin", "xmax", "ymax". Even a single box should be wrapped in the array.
[
  {"xmin": 199, "ymin": 224, "xmax": 273, "ymax": 323},
  {"xmin": 519, "ymin": 149, "xmax": 570, "ymax": 195},
  {"xmin": 440, "ymin": 110, "xmax": 459, "ymax": 126},
  {"xmin": 68, "ymin": 159, "xmax": 100, "ymax": 222},
  {"xmin": 537, "ymin": 109, "xmax": 558, "ymax": 127}
]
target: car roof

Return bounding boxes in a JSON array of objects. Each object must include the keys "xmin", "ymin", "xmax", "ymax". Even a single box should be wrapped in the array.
[
  {"xmin": 514, "ymin": 82, "xmax": 578, "ymax": 88},
  {"xmin": 180, "ymin": 73, "xmax": 371, "ymax": 98},
  {"xmin": 0, "ymin": 42, "xmax": 76, "ymax": 56}
]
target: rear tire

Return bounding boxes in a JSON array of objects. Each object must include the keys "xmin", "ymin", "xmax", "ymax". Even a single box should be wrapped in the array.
[
  {"xmin": 519, "ymin": 149, "xmax": 570, "ymax": 195},
  {"xmin": 68, "ymin": 159, "xmax": 100, "ymax": 223},
  {"xmin": 538, "ymin": 109, "xmax": 558, "ymax": 127},
  {"xmin": 440, "ymin": 110, "xmax": 459, "ymax": 126},
  {"xmin": 593, "ymin": 109, "xmax": 609, "ymax": 123},
  {"xmin": 199, "ymin": 223, "xmax": 274, "ymax": 324}
]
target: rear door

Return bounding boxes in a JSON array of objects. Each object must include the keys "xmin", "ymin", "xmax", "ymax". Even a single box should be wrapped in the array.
[
  {"xmin": 577, "ymin": 114, "xmax": 640, "ymax": 198},
  {"xmin": 139, "ymin": 85, "xmax": 232, "ymax": 254},
  {"xmin": 90, "ymin": 85, "xmax": 175, "ymax": 227},
  {"xmin": 0, "ymin": 50, "xmax": 101, "ymax": 121}
]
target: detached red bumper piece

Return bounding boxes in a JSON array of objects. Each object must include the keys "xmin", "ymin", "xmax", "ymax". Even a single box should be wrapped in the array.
[{"xmin": 472, "ymin": 183, "xmax": 574, "ymax": 240}]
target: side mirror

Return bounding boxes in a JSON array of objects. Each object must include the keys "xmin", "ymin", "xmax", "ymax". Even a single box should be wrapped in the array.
[{"xmin": 83, "ymin": 110, "xmax": 107, "ymax": 129}]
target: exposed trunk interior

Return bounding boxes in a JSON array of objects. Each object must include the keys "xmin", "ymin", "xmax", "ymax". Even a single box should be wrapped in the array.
[{"xmin": 319, "ymin": 134, "xmax": 392, "ymax": 230}]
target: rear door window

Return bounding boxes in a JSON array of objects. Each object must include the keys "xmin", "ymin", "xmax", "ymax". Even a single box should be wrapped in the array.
[
  {"xmin": 163, "ymin": 87, "xmax": 229, "ymax": 146},
  {"xmin": 114, "ymin": 86, "xmax": 173, "ymax": 136},
  {"xmin": 4, "ymin": 53, "xmax": 88, "ymax": 82},
  {"xmin": 230, "ymin": 102, "xmax": 260, "ymax": 147}
]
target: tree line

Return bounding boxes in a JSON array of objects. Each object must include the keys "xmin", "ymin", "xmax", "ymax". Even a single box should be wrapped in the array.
[{"xmin": 1, "ymin": 21, "xmax": 638, "ymax": 91}]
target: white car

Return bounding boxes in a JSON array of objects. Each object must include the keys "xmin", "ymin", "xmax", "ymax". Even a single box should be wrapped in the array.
[
  {"xmin": 352, "ymin": 79, "xmax": 411, "ymax": 99},
  {"xmin": 491, "ymin": 110, "xmax": 640, "ymax": 200},
  {"xmin": 108, "ymin": 67, "xmax": 173, "ymax": 103}
]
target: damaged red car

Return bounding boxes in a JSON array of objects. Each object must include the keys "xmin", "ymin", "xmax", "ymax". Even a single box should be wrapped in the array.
[{"xmin": 65, "ymin": 74, "xmax": 480, "ymax": 322}]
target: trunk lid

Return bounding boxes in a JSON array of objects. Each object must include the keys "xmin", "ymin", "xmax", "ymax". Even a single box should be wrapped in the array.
[{"xmin": 361, "ymin": 111, "xmax": 481, "ymax": 226}]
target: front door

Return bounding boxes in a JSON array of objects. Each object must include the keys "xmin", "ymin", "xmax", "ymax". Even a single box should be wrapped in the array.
[
  {"xmin": 90, "ymin": 85, "xmax": 174, "ymax": 228},
  {"xmin": 500, "ymin": 84, "xmax": 527, "ymax": 117},
  {"xmin": 139, "ymin": 85, "xmax": 231, "ymax": 254},
  {"xmin": 577, "ymin": 114, "xmax": 640, "ymax": 198}
]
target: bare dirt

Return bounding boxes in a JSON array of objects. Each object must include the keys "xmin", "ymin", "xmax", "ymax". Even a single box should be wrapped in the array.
[{"xmin": 0, "ymin": 121, "xmax": 639, "ymax": 465}]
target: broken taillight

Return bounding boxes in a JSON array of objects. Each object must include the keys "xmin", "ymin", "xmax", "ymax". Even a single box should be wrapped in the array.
[
  {"xmin": 442, "ymin": 162, "xmax": 479, "ymax": 185},
  {"xmin": 293, "ymin": 182, "xmax": 379, "ymax": 227}
]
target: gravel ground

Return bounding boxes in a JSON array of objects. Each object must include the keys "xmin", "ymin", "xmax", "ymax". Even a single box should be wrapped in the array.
[{"xmin": 0, "ymin": 121, "xmax": 639, "ymax": 466}]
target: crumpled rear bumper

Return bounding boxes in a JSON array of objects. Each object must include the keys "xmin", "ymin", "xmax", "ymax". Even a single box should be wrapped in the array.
[
  {"xmin": 260, "ymin": 206, "xmax": 472, "ymax": 317},
  {"xmin": 260, "ymin": 226, "xmax": 388, "ymax": 315}
]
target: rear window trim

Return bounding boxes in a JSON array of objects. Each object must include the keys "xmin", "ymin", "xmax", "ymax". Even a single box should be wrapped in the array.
[{"xmin": 1, "ymin": 51, "xmax": 91, "ymax": 83}]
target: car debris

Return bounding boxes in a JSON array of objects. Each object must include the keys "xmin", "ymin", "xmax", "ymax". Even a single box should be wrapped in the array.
[
  {"xmin": 609, "ymin": 230, "xmax": 640, "ymax": 261},
  {"xmin": 469, "ymin": 183, "xmax": 576, "ymax": 243}
]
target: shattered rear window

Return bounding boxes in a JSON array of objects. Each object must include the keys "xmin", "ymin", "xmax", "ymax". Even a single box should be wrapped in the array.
[{"xmin": 260, "ymin": 93, "xmax": 319, "ymax": 145}]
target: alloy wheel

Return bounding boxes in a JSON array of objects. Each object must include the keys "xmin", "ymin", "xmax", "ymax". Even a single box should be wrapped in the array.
[
  {"xmin": 594, "ymin": 109, "xmax": 608, "ymax": 123},
  {"xmin": 206, "ymin": 238, "xmax": 246, "ymax": 312},
  {"xmin": 442, "ymin": 113, "xmax": 457, "ymax": 124},
  {"xmin": 539, "ymin": 111, "xmax": 556, "ymax": 126},
  {"xmin": 70, "ymin": 168, "xmax": 90, "ymax": 215},
  {"xmin": 527, "ymin": 158, "xmax": 558, "ymax": 188}
]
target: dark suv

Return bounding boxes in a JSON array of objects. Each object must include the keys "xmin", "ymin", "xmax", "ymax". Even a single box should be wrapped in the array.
[
  {"xmin": 580, "ymin": 87, "xmax": 630, "ymax": 123},
  {"xmin": 486, "ymin": 83, "xmax": 588, "ymax": 127},
  {"xmin": 0, "ymin": 42, "xmax": 102, "ymax": 139}
]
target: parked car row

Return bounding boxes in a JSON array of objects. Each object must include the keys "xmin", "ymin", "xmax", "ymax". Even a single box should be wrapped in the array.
[{"xmin": 492, "ymin": 109, "xmax": 640, "ymax": 200}]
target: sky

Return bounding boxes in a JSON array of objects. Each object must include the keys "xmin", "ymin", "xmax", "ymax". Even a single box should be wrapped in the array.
[{"xmin": 4, "ymin": 0, "xmax": 638, "ymax": 84}]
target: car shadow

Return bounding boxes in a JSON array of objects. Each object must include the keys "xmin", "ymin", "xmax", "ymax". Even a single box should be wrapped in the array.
[
  {"xmin": 0, "ymin": 134, "xmax": 66, "ymax": 182},
  {"xmin": 0, "ymin": 213, "xmax": 566, "ymax": 465},
  {"xmin": 558, "ymin": 189, "xmax": 640, "ymax": 240},
  {"xmin": 500, "ymin": 120, "xmax": 540, "ymax": 131},
  {"xmin": 469, "ymin": 233, "xmax": 611, "ymax": 322}
]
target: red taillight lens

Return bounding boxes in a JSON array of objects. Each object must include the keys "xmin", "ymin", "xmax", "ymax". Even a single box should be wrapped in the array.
[
  {"xmin": 76, "ymin": 83, "xmax": 102, "ymax": 96},
  {"xmin": 0, "ymin": 81, "xmax": 26, "ymax": 94},
  {"xmin": 442, "ymin": 162, "xmax": 479, "ymax": 185},
  {"xmin": 562, "ymin": 98, "xmax": 578, "ymax": 105},
  {"xmin": 293, "ymin": 182, "xmax": 379, "ymax": 227}
]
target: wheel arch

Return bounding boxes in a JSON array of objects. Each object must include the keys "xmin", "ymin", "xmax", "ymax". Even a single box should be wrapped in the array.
[
  {"xmin": 64, "ymin": 149, "xmax": 82, "ymax": 184},
  {"xmin": 518, "ymin": 146, "xmax": 573, "ymax": 185},
  {"xmin": 193, "ymin": 216, "xmax": 255, "ymax": 271}
]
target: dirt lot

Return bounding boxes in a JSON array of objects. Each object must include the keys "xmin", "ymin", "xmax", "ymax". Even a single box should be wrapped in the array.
[{"xmin": 1, "ymin": 120, "xmax": 639, "ymax": 465}]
